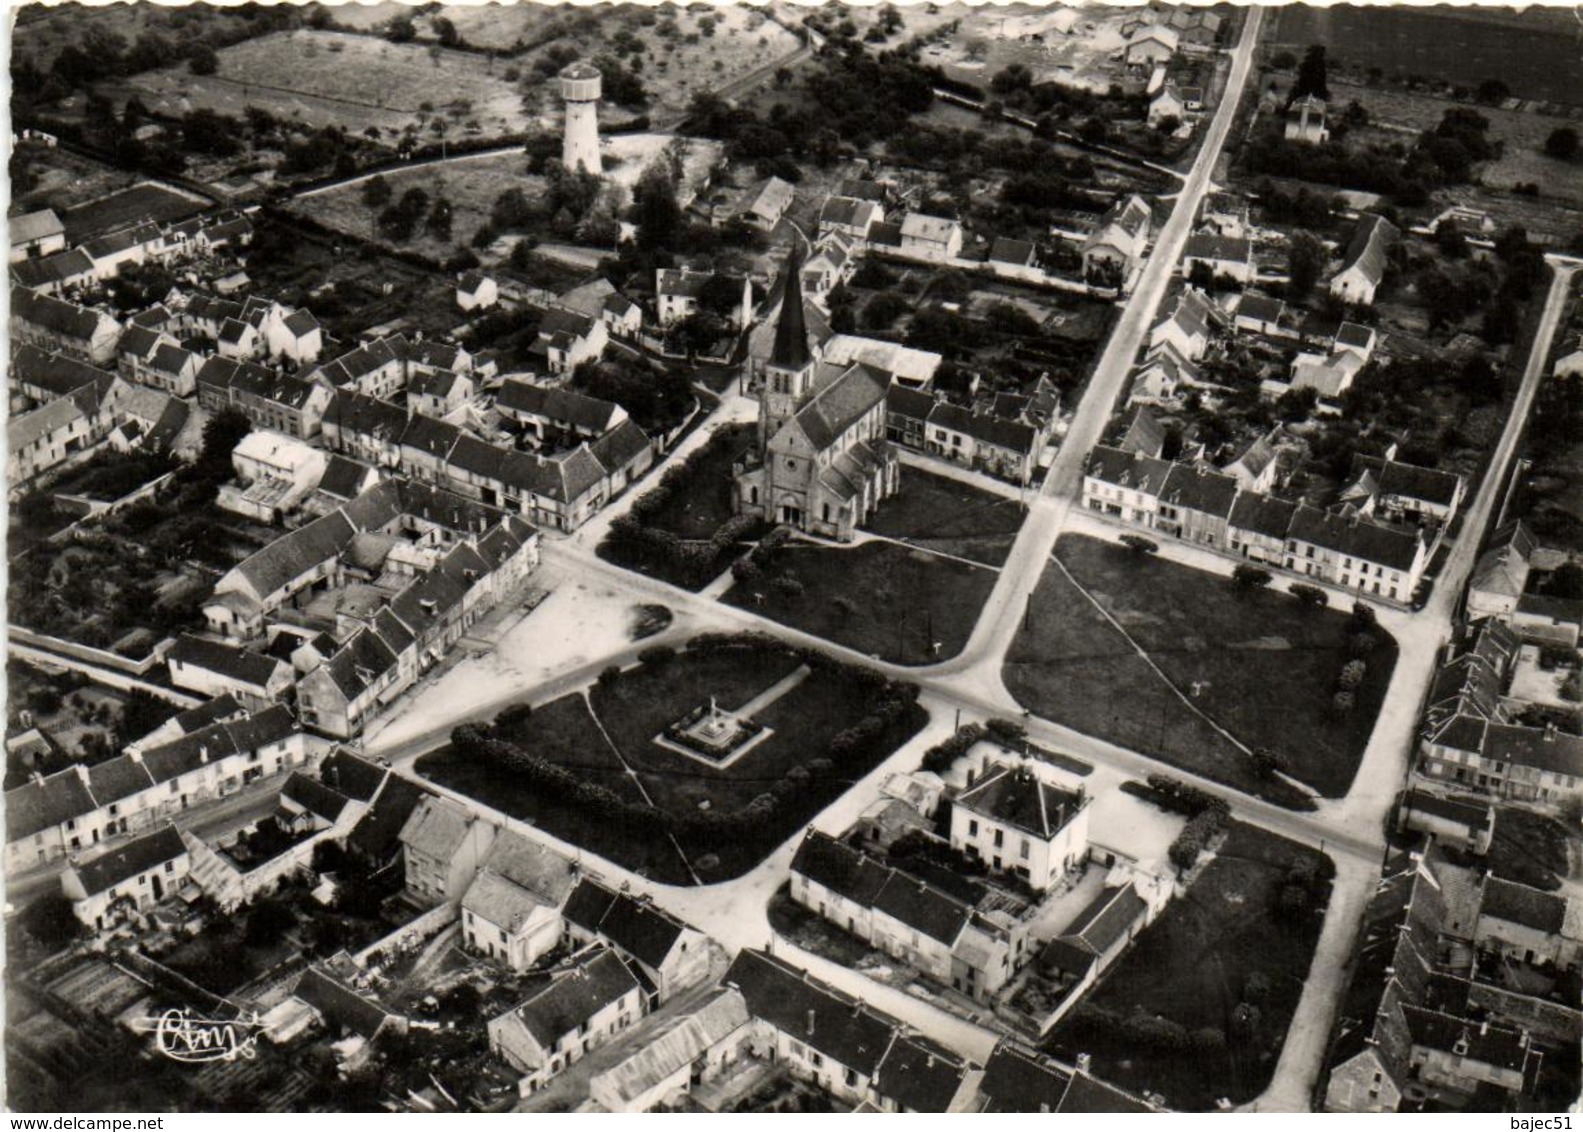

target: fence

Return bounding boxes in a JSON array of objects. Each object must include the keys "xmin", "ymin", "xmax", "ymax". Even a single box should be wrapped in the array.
[
  {"xmin": 7, "ymin": 624, "xmax": 176, "ymax": 678},
  {"xmin": 352, "ymin": 901, "xmax": 457, "ymax": 968}
]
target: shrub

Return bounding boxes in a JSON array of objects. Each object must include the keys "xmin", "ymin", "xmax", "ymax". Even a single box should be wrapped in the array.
[
  {"xmin": 598, "ymin": 665, "xmax": 623, "ymax": 687},
  {"xmin": 1349, "ymin": 630, "xmax": 1379, "ymax": 656},
  {"xmin": 1233, "ymin": 564, "xmax": 1272, "ymax": 590},
  {"xmin": 1349, "ymin": 601, "xmax": 1378, "ymax": 630},
  {"xmin": 1250, "ymin": 747, "xmax": 1285, "ymax": 779},
  {"xmin": 920, "ymin": 723, "xmax": 985, "ymax": 773},
  {"xmin": 1167, "ymin": 797, "xmax": 1228, "ymax": 872},
  {"xmin": 771, "ymin": 575, "xmax": 805, "ymax": 599},
  {"xmin": 493, "ymin": 702, "xmax": 533, "ymax": 730},
  {"xmin": 984, "ymin": 717, "xmax": 1028, "ymax": 747},
  {"xmin": 1338, "ymin": 659, "xmax": 1367, "ymax": 690},
  {"xmin": 638, "ymin": 644, "xmax": 676, "ymax": 668},
  {"xmin": 1145, "ymin": 774, "xmax": 1228, "ymax": 817},
  {"xmin": 1290, "ymin": 583, "xmax": 1327, "ymax": 609},
  {"xmin": 1332, "ymin": 689, "xmax": 1356, "ymax": 714},
  {"xmin": 1119, "ymin": 534, "xmax": 1159, "ymax": 556}
]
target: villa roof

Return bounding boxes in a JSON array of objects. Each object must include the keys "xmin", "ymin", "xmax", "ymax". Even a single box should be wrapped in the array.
[
  {"xmin": 280, "ymin": 771, "xmax": 351, "ymax": 824},
  {"xmin": 1287, "ymin": 504, "xmax": 1422, "ymax": 572},
  {"xmin": 955, "ymin": 763, "xmax": 1084, "ymax": 841}
]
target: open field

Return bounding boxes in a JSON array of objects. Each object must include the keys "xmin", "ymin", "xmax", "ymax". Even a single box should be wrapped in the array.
[
  {"xmin": 12, "ymin": 147, "xmax": 141, "ymax": 218},
  {"xmin": 289, "ymin": 153, "xmax": 546, "ymax": 262},
  {"xmin": 1048, "ymin": 824, "xmax": 1332, "ymax": 1111},
  {"xmin": 722, "ymin": 539, "xmax": 999, "ymax": 665},
  {"xmin": 418, "ymin": 641, "xmax": 927, "ymax": 884},
  {"xmin": 862, "ymin": 467, "xmax": 1027, "ymax": 568},
  {"xmin": 12, "ymin": 2, "xmax": 282, "ymax": 72},
  {"xmin": 1004, "ymin": 536, "xmax": 1399, "ymax": 805},
  {"xmin": 61, "ymin": 182, "xmax": 210, "ymax": 243},
  {"xmin": 123, "ymin": 30, "xmax": 532, "ymax": 142},
  {"xmin": 1266, "ymin": 5, "xmax": 1583, "ymax": 107}
]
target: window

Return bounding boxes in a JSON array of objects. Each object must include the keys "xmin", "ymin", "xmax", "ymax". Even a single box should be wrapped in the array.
[
  {"xmin": 810, "ymin": 1052, "xmax": 824, "ymax": 1069},
  {"xmin": 1020, "ymin": 839, "xmax": 1030, "ymax": 859},
  {"xmin": 993, "ymin": 830, "xmax": 1003, "ymax": 849},
  {"xmin": 968, "ymin": 820, "xmax": 978, "ymax": 837}
]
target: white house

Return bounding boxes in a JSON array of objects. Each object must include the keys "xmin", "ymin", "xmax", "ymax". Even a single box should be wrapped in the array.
[
  {"xmin": 899, "ymin": 212, "xmax": 964, "ymax": 261},
  {"xmin": 1554, "ymin": 334, "xmax": 1583, "ymax": 379},
  {"xmin": 1182, "ymin": 233, "xmax": 1255, "ymax": 284},
  {"xmin": 10, "ymin": 208, "xmax": 67, "ymax": 261},
  {"xmin": 1330, "ymin": 214, "xmax": 1399, "ymax": 306},
  {"xmin": 167, "ymin": 634, "xmax": 294, "ymax": 710},
  {"xmin": 949, "ymin": 760, "xmax": 1090, "ymax": 892},
  {"xmin": 1285, "ymin": 94, "xmax": 1330, "ymax": 144},
  {"xmin": 1082, "ymin": 195, "xmax": 1152, "ymax": 285},
  {"xmin": 459, "ymin": 830, "xmax": 578, "ymax": 972},
  {"xmin": 1124, "ymin": 25, "xmax": 1180, "ymax": 67},
  {"xmin": 60, "ymin": 823, "xmax": 190, "ymax": 934},
  {"xmin": 456, "ymin": 272, "xmax": 499, "ymax": 312},
  {"xmin": 489, "ymin": 947, "xmax": 646, "ymax": 1095}
]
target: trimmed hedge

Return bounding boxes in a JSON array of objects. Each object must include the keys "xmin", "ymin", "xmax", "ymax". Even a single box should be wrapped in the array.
[{"xmin": 921, "ymin": 723, "xmax": 986, "ymax": 774}]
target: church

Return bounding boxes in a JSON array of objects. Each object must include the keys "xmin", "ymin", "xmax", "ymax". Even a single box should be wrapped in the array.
[{"xmin": 733, "ymin": 249, "xmax": 899, "ymax": 541}]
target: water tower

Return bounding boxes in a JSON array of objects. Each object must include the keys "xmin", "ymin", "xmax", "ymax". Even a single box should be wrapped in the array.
[{"xmin": 559, "ymin": 61, "xmax": 603, "ymax": 175}]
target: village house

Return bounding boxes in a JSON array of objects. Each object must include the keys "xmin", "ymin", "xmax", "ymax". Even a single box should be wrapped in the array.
[
  {"xmin": 974, "ymin": 1042, "xmax": 1156, "ymax": 1112},
  {"xmin": 167, "ymin": 634, "xmax": 293, "ymax": 710},
  {"xmin": 731, "ymin": 176, "xmax": 795, "ymax": 229},
  {"xmin": 1038, "ymin": 877, "xmax": 1167, "ymax": 1022},
  {"xmin": 489, "ymin": 946, "xmax": 647, "ymax": 1095},
  {"xmin": 802, "ymin": 233, "xmax": 858, "ymax": 303},
  {"xmin": 398, "ymin": 795, "xmax": 497, "ymax": 907},
  {"xmin": 219, "ymin": 428, "xmax": 332, "ymax": 522},
  {"xmin": 1554, "ymin": 334, "xmax": 1583, "ymax": 379},
  {"xmin": 456, "ymin": 271, "xmax": 499, "ymax": 312},
  {"xmin": 10, "ymin": 208, "xmax": 66, "ymax": 261},
  {"xmin": 899, "ymin": 212, "xmax": 964, "ymax": 262},
  {"xmin": 8, "ymin": 393, "xmax": 98, "ymax": 488},
  {"xmin": 537, "ymin": 307, "xmax": 609, "ymax": 374},
  {"xmin": 818, "ymin": 195, "xmax": 884, "ymax": 243},
  {"xmin": 587, "ymin": 988, "xmax": 753, "ymax": 1113},
  {"xmin": 4, "ymin": 704, "xmax": 315, "ymax": 871},
  {"xmin": 734, "ymin": 250, "xmax": 899, "ymax": 541},
  {"xmin": 1285, "ymin": 94, "xmax": 1330, "ymax": 144},
  {"xmin": 10, "ymin": 288, "xmax": 123, "ymax": 364},
  {"xmin": 950, "ymin": 761, "xmax": 1090, "ymax": 892},
  {"xmin": 497, "ymin": 379, "xmax": 626, "ymax": 446},
  {"xmin": 1323, "ymin": 852, "xmax": 1548, "ymax": 1112},
  {"xmin": 1082, "ymin": 195, "xmax": 1152, "ymax": 286},
  {"xmin": 1475, "ymin": 876, "xmax": 1577, "ymax": 970},
  {"xmin": 1124, "ymin": 24, "xmax": 1180, "ymax": 67},
  {"xmin": 406, "ymin": 368, "xmax": 474, "ymax": 418},
  {"xmin": 922, "ymin": 401, "xmax": 1043, "ymax": 484},
  {"xmin": 1330, "ymin": 213, "xmax": 1399, "ymax": 306},
  {"xmin": 81, "ymin": 221, "xmax": 167, "ymax": 282},
  {"xmin": 654, "ymin": 269, "xmax": 753, "ymax": 330},
  {"xmin": 1396, "ymin": 788, "xmax": 1495, "ymax": 856},
  {"xmin": 60, "ymin": 823, "xmax": 190, "ymax": 934},
  {"xmin": 1149, "ymin": 286, "xmax": 1219, "ymax": 361},
  {"xmin": 197, "ymin": 356, "xmax": 333, "ymax": 439},
  {"xmin": 459, "ymin": 830, "xmax": 578, "ymax": 971},
  {"xmin": 11, "ymin": 247, "xmax": 97, "ymax": 295},
  {"xmin": 1148, "ymin": 83, "xmax": 1186, "ymax": 128},
  {"xmin": 1200, "ymin": 192, "xmax": 1251, "ymax": 239},
  {"xmin": 1182, "ymin": 233, "xmax": 1255, "ymax": 284},
  {"xmin": 562, "ymin": 878, "xmax": 714, "ymax": 1004}
]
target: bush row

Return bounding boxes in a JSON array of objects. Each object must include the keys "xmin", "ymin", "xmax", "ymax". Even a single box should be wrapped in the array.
[
  {"xmin": 1144, "ymin": 774, "xmax": 1227, "ymax": 818},
  {"xmin": 920, "ymin": 723, "xmax": 986, "ymax": 774},
  {"xmin": 1168, "ymin": 805, "xmax": 1228, "ymax": 873}
]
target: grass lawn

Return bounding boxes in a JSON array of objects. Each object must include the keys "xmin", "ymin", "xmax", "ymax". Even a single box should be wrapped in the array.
[
  {"xmin": 418, "ymin": 641, "xmax": 928, "ymax": 883},
  {"xmin": 1004, "ymin": 536, "xmax": 1398, "ymax": 805},
  {"xmin": 721, "ymin": 539, "xmax": 1000, "ymax": 665},
  {"xmin": 1047, "ymin": 823, "xmax": 1332, "ymax": 1111},
  {"xmin": 862, "ymin": 467, "xmax": 1027, "ymax": 568},
  {"xmin": 60, "ymin": 183, "xmax": 207, "ymax": 244}
]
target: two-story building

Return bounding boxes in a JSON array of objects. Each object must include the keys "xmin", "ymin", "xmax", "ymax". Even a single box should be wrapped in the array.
[
  {"xmin": 60, "ymin": 823, "xmax": 191, "ymax": 934},
  {"xmin": 397, "ymin": 795, "xmax": 497, "ymax": 907},
  {"xmin": 950, "ymin": 761, "xmax": 1090, "ymax": 892}
]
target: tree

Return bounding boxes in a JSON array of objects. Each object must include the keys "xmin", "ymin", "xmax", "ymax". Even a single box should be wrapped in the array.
[
  {"xmin": 1292, "ymin": 45, "xmax": 1329, "ymax": 102},
  {"xmin": 192, "ymin": 408, "xmax": 252, "ymax": 486},
  {"xmin": 1120, "ymin": 534, "xmax": 1159, "ymax": 556},
  {"xmin": 1475, "ymin": 78, "xmax": 1510, "ymax": 106},
  {"xmin": 188, "ymin": 44, "xmax": 219, "ymax": 76},
  {"xmin": 631, "ymin": 164, "xmax": 682, "ymax": 251},
  {"xmin": 1544, "ymin": 127, "xmax": 1579, "ymax": 161},
  {"xmin": 427, "ymin": 195, "xmax": 454, "ymax": 241},
  {"xmin": 1233, "ymin": 564, "xmax": 1273, "ymax": 591},
  {"xmin": 696, "ymin": 273, "xmax": 744, "ymax": 320},
  {"xmin": 361, "ymin": 174, "xmax": 392, "ymax": 211},
  {"xmin": 1290, "ymin": 583, "xmax": 1327, "ymax": 610},
  {"xmin": 434, "ymin": 16, "xmax": 459, "ymax": 47},
  {"xmin": 1286, "ymin": 231, "xmax": 1327, "ymax": 302}
]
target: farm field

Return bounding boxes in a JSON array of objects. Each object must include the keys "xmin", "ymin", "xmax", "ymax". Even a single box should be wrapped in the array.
[
  {"xmin": 1003, "ymin": 535, "xmax": 1400, "ymax": 806},
  {"xmin": 60, "ymin": 182, "xmax": 210, "ymax": 243},
  {"xmin": 1266, "ymin": 5, "xmax": 1583, "ymax": 107},
  {"xmin": 122, "ymin": 30, "xmax": 533, "ymax": 143},
  {"xmin": 1047, "ymin": 824, "xmax": 1333, "ymax": 1111},
  {"xmin": 417, "ymin": 639, "xmax": 928, "ymax": 884},
  {"xmin": 11, "ymin": 147, "xmax": 141, "ymax": 218},
  {"xmin": 918, "ymin": 3, "xmax": 1139, "ymax": 96}
]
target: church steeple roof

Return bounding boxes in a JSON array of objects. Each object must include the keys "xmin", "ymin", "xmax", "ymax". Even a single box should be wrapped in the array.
[{"xmin": 769, "ymin": 243, "xmax": 813, "ymax": 371}]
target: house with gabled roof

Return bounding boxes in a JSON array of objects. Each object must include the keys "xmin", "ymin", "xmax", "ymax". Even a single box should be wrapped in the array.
[
  {"xmin": 731, "ymin": 175, "xmax": 795, "ymax": 230},
  {"xmin": 11, "ymin": 207, "xmax": 66, "ymax": 262},
  {"xmin": 1476, "ymin": 876, "xmax": 1576, "ymax": 970},
  {"xmin": 60, "ymin": 823, "xmax": 190, "ymax": 934},
  {"xmin": 10, "ymin": 287, "xmax": 123, "ymax": 364},
  {"xmin": 456, "ymin": 271, "xmax": 498, "ymax": 312},
  {"xmin": 1396, "ymin": 788, "xmax": 1495, "ymax": 856},
  {"xmin": 1148, "ymin": 285, "xmax": 1220, "ymax": 361},
  {"xmin": 167, "ymin": 634, "xmax": 293, "ymax": 709},
  {"xmin": 899, "ymin": 212, "xmax": 963, "ymax": 261},
  {"xmin": 561, "ymin": 877, "xmax": 713, "ymax": 1003},
  {"xmin": 950, "ymin": 760, "xmax": 1090, "ymax": 892},
  {"xmin": 496, "ymin": 379, "xmax": 626, "ymax": 444},
  {"xmin": 819, "ymin": 195, "xmax": 883, "ymax": 243},
  {"xmin": 1468, "ymin": 522, "xmax": 1538, "ymax": 623},
  {"xmin": 871, "ymin": 1032, "xmax": 977, "ymax": 1113},
  {"xmin": 12, "ymin": 247, "xmax": 96, "ymax": 295},
  {"xmin": 589, "ymin": 987, "xmax": 753, "ymax": 1113},
  {"xmin": 1082, "ymin": 195, "xmax": 1152, "ymax": 285},
  {"xmin": 536, "ymin": 307, "xmax": 609, "ymax": 374},
  {"xmin": 294, "ymin": 963, "xmax": 405, "ymax": 1042},
  {"xmin": 1182, "ymin": 232, "xmax": 1255, "ymax": 284},
  {"xmin": 489, "ymin": 946, "xmax": 647, "ymax": 1095},
  {"xmin": 398, "ymin": 794, "xmax": 495, "ymax": 907},
  {"xmin": 1223, "ymin": 430, "xmax": 1280, "ymax": 492},
  {"xmin": 973, "ymin": 1041, "xmax": 1158, "ymax": 1112},
  {"xmin": 1124, "ymin": 24, "xmax": 1179, "ymax": 66},
  {"xmin": 460, "ymin": 829, "xmax": 578, "ymax": 970},
  {"xmin": 1330, "ymin": 213, "xmax": 1399, "ymax": 305},
  {"xmin": 1285, "ymin": 94, "xmax": 1330, "ymax": 144},
  {"xmin": 654, "ymin": 268, "xmax": 753, "ymax": 329}
]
